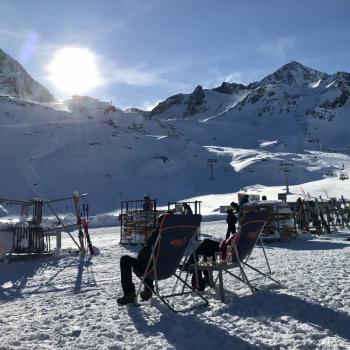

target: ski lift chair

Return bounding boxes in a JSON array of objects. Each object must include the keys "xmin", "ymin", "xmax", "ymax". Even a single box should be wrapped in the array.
[
  {"xmin": 185, "ymin": 211, "xmax": 280, "ymax": 303},
  {"xmin": 339, "ymin": 173, "xmax": 349, "ymax": 181},
  {"xmin": 135, "ymin": 213, "xmax": 208, "ymax": 313}
]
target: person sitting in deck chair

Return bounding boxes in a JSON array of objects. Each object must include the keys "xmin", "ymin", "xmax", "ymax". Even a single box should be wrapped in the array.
[
  {"xmin": 117, "ymin": 211, "xmax": 173, "ymax": 305},
  {"xmin": 182, "ymin": 203, "xmax": 193, "ymax": 215}
]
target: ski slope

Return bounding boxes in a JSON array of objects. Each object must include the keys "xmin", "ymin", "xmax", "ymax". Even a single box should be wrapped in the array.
[
  {"xmin": 1, "ymin": 222, "xmax": 350, "ymax": 349},
  {"xmin": 1, "ymin": 93, "xmax": 350, "ymax": 217}
]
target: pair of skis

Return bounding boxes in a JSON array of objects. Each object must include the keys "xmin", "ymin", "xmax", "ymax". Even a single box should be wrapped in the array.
[
  {"xmin": 73, "ymin": 192, "xmax": 94, "ymax": 255},
  {"xmin": 298, "ymin": 188, "xmax": 330, "ymax": 235}
]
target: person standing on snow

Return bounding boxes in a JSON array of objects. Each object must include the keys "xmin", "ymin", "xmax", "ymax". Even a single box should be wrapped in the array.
[
  {"xmin": 143, "ymin": 195, "xmax": 153, "ymax": 211},
  {"xmin": 239, "ymin": 195, "xmax": 249, "ymax": 207},
  {"xmin": 225, "ymin": 208, "xmax": 237, "ymax": 239}
]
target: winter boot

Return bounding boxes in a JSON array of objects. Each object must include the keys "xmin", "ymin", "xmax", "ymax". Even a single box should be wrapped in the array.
[
  {"xmin": 117, "ymin": 292, "xmax": 136, "ymax": 305},
  {"xmin": 140, "ymin": 288, "xmax": 153, "ymax": 301}
]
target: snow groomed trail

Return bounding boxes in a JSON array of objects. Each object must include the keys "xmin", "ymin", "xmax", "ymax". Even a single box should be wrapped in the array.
[{"xmin": 1, "ymin": 222, "xmax": 350, "ymax": 349}]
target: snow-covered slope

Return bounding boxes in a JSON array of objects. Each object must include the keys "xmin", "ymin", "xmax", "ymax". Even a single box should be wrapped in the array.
[
  {"xmin": 1, "ymin": 224, "xmax": 349, "ymax": 349},
  {"xmin": 0, "ymin": 49, "xmax": 55, "ymax": 103},
  {"xmin": 1, "ymin": 58, "xmax": 350, "ymax": 214}
]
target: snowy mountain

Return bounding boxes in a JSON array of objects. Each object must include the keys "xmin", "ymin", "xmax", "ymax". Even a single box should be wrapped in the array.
[
  {"xmin": 1, "ymin": 56, "xmax": 350, "ymax": 214},
  {"xmin": 259, "ymin": 61, "xmax": 327, "ymax": 88},
  {"xmin": 150, "ymin": 61, "xmax": 350, "ymax": 151},
  {"xmin": 0, "ymin": 49, "xmax": 55, "ymax": 103}
]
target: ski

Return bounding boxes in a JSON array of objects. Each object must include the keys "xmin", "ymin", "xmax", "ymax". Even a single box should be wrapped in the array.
[
  {"xmin": 82, "ymin": 203, "xmax": 94, "ymax": 255},
  {"xmin": 314, "ymin": 198, "xmax": 331, "ymax": 234},
  {"xmin": 341, "ymin": 195, "xmax": 350, "ymax": 228},
  {"xmin": 73, "ymin": 191, "xmax": 85, "ymax": 255},
  {"xmin": 319, "ymin": 196, "xmax": 337, "ymax": 232}
]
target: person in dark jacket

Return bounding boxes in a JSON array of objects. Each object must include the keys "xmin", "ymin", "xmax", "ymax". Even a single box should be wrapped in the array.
[
  {"xmin": 230, "ymin": 201, "xmax": 240, "ymax": 213},
  {"xmin": 117, "ymin": 211, "xmax": 172, "ymax": 305},
  {"xmin": 226, "ymin": 208, "xmax": 237, "ymax": 239},
  {"xmin": 143, "ymin": 195, "xmax": 153, "ymax": 211},
  {"xmin": 182, "ymin": 203, "xmax": 193, "ymax": 215},
  {"xmin": 239, "ymin": 195, "xmax": 249, "ymax": 207}
]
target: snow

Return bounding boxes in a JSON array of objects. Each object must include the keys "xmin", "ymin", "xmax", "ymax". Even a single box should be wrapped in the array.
[
  {"xmin": 326, "ymin": 81, "xmax": 336, "ymax": 89},
  {"xmin": 260, "ymin": 140, "xmax": 279, "ymax": 148},
  {"xmin": 1, "ymin": 222, "xmax": 350, "ymax": 349},
  {"xmin": 311, "ymin": 79, "xmax": 322, "ymax": 88}
]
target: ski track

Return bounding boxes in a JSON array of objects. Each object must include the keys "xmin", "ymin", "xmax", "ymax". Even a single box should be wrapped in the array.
[
  {"xmin": 1, "ymin": 223, "xmax": 350, "ymax": 349},
  {"xmin": 11, "ymin": 119, "xmax": 73, "ymax": 199}
]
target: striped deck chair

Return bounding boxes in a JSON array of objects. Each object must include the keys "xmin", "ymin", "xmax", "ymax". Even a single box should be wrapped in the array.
[
  {"xmin": 190, "ymin": 210, "xmax": 280, "ymax": 302},
  {"xmin": 136, "ymin": 213, "xmax": 208, "ymax": 312}
]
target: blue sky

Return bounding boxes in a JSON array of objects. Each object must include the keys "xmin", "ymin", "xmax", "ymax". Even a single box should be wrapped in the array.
[{"xmin": 1, "ymin": 0, "xmax": 350, "ymax": 109}]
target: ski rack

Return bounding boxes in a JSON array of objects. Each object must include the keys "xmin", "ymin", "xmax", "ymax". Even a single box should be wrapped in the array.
[
  {"xmin": 0, "ymin": 193, "xmax": 89, "ymax": 260},
  {"xmin": 291, "ymin": 192, "xmax": 350, "ymax": 234}
]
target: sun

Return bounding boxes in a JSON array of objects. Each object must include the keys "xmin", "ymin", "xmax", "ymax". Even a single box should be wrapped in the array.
[{"xmin": 47, "ymin": 47, "xmax": 102, "ymax": 94}]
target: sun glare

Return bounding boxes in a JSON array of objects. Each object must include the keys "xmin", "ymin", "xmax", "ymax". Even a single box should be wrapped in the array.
[{"xmin": 47, "ymin": 47, "xmax": 101, "ymax": 94}]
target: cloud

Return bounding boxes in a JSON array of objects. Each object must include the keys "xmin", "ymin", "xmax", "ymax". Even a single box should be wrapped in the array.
[
  {"xmin": 202, "ymin": 68, "xmax": 246, "ymax": 88},
  {"xmin": 103, "ymin": 61, "xmax": 189, "ymax": 90},
  {"xmin": 140, "ymin": 99, "xmax": 161, "ymax": 111},
  {"xmin": 0, "ymin": 27, "xmax": 26, "ymax": 39},
  {"xmin": 258, "ymin": 37, "xmax": 294, "ymax": 59},
  {"xmin": 107, "ymin": 65, "xmax": 166, "ymax": 86}
]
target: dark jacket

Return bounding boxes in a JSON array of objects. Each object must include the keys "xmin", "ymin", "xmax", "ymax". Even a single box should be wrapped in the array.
[
  {"xmin": 184, "ymin": 205, "xmax": 193, "ymax": 215},
  {"xmin": 137, "ymin": 228, "xmax": 159, "ymax": 264},
  {"xmin": 143, "ymin": 200, "xmax": 152, "ymax": 211},
  {"xmin": 226, "ymin": 210, "xmax": 237, "ymax": 226},
  {"xmin": 239, "ymin": 197, "xmax": 249, "ymax": 207}
]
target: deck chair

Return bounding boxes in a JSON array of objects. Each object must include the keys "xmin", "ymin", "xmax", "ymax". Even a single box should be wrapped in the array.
[
  {"xmin": 136, "ymin": 213, "xmax": 209, "ymax": 313},
  {"xmin": 189, "ymin": 210, "xmax": 280, "ymax": 302}
]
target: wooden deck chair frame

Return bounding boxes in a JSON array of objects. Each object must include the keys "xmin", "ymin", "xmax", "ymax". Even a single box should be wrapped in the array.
[
  {"xmin": 136, "ymin": 214, "xmax": 209, "ymax": 313},
  {"xmin": 186, "ymin": 211, "xmax": 281, "ymax": 302}
]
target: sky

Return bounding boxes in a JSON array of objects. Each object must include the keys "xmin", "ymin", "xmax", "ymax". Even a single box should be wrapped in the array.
[{"xmin": 1, "ymin": 0, "xmax": 350, "ymax": 110}]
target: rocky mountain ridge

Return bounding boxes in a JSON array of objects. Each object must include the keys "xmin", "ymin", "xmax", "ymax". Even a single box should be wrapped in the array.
[
  {"xmin": 0, "ymin": 49, "xmax": 55, "ymax": 103},
  {"xmin": 150, "ymin": 61, "xmax": 350, "ymax": 122}
]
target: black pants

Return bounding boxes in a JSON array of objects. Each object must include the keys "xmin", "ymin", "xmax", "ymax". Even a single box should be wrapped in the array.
[
  {"xmin": 226, "ymin": 224, "xmax": 236, "ymax": 239},
  {"xmin": 188, "ymin": 239, "xmax": 220, "ymax": 264},
  {"xmin": 120, "ymin": 255, "xmax": 154, "ymax": 295}
]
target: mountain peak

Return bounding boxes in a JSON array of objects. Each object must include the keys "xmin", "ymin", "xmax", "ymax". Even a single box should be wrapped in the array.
[
  {"xmin": 260, "ymin": 61, "xmax": 327, "ymax": 88},
  {"xmin": 212, "ymin": 82, "xmax": 247, "ymax": 95},
  {"xmin": 0, "ymin": 49, "xmax": 55, "ymax": 103}
]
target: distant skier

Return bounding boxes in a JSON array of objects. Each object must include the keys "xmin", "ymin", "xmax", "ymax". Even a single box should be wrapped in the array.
[{"xmin": 262, "ymin": 195, "xmax": 267, "ymax": 201}]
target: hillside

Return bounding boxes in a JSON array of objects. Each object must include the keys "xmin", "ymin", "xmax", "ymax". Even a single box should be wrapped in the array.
[
  {"xmin": 0, "ymin": 49, "xmax": 55, "ymax": 103},
  {"xmin": 0, "ymin": 53, "xmax": 350, "ymax": 214}
]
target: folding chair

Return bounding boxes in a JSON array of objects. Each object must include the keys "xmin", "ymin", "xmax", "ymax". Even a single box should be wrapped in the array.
[
  {"xmin": 189, "ymin": 211, "xmax": 281, "ymax": 302},
  {"xmin": 136, "ymin": 214, "xmax": 209, "ymax": 313}
]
